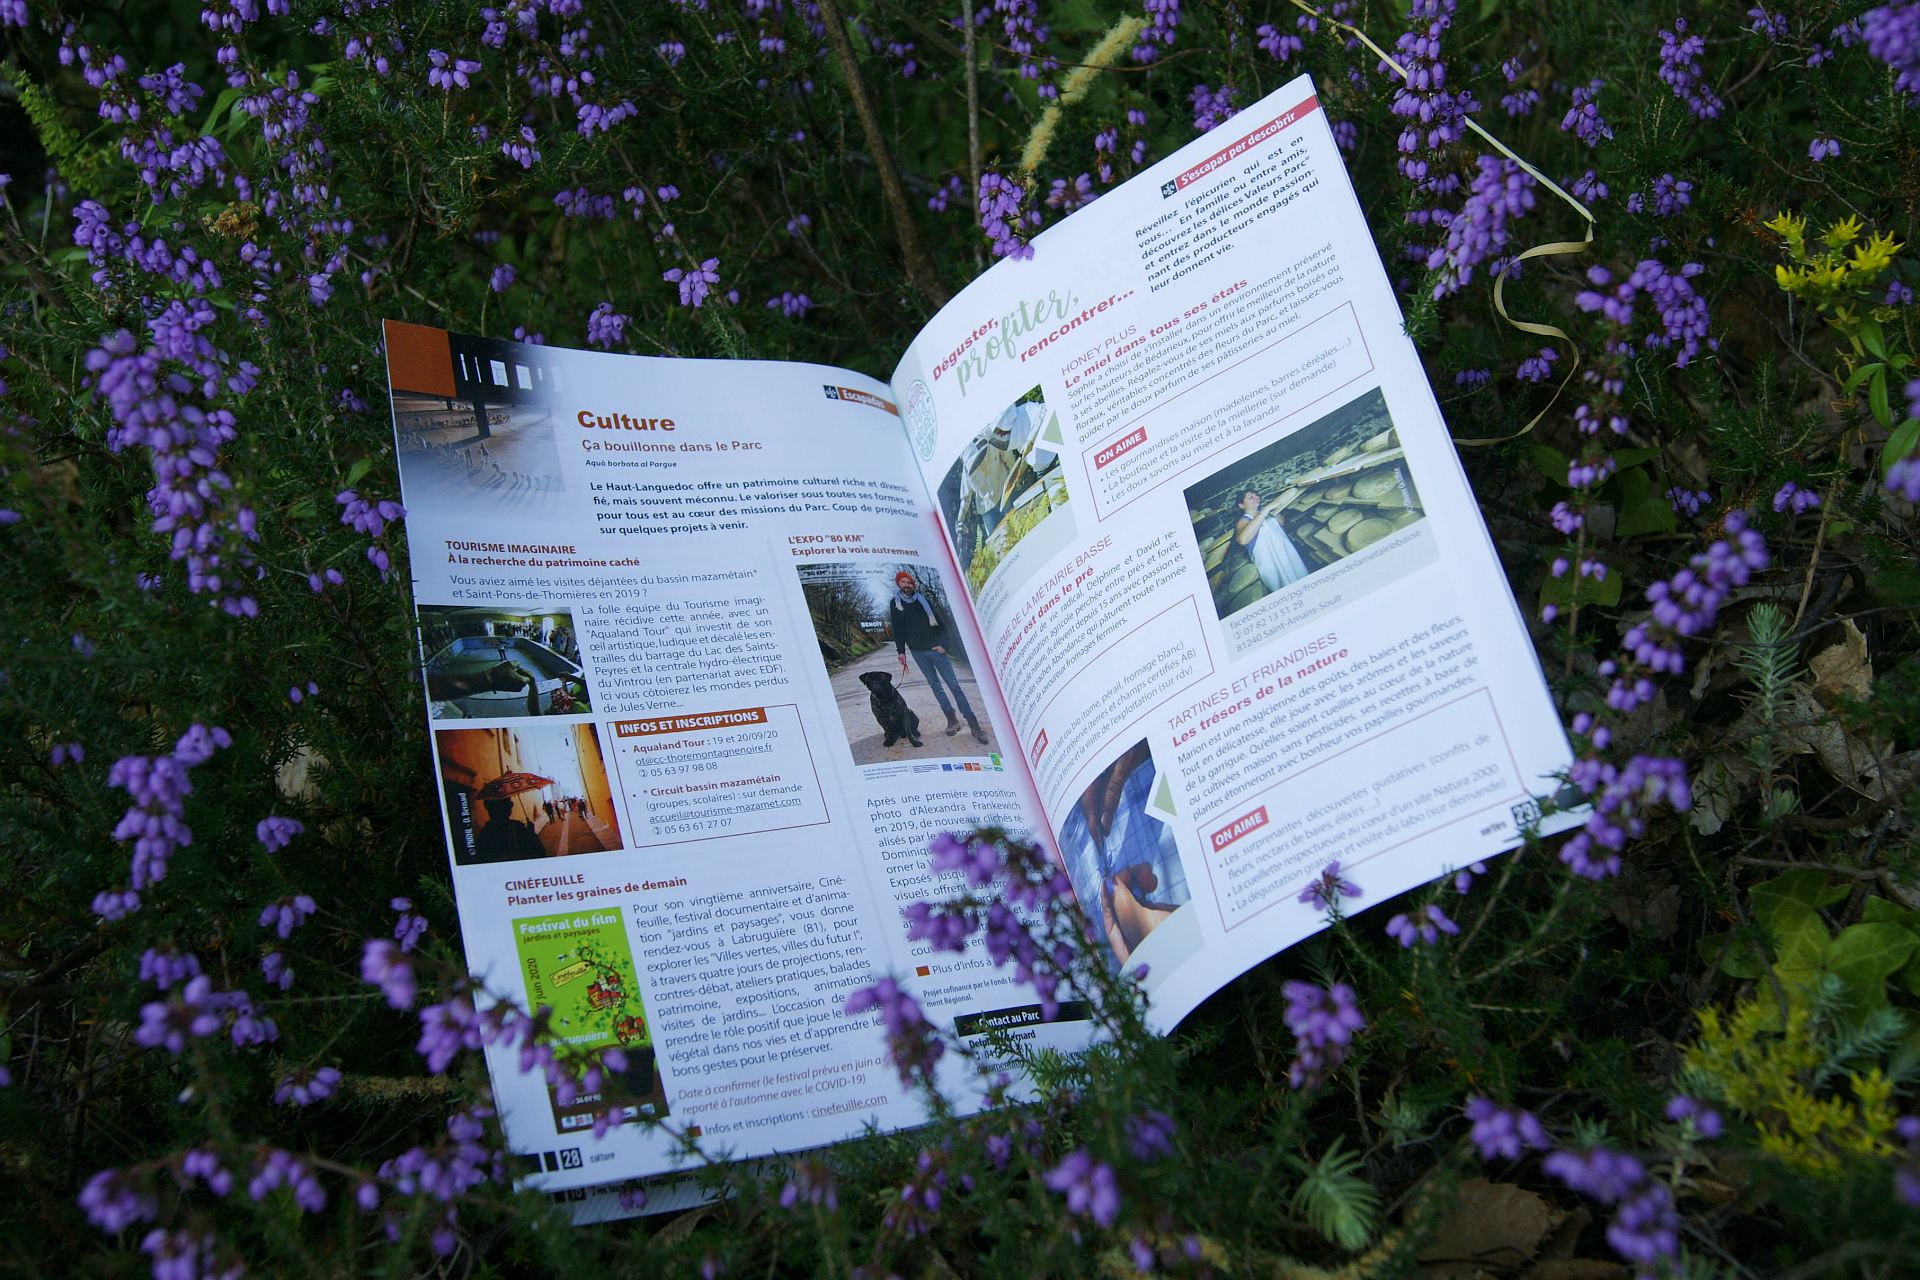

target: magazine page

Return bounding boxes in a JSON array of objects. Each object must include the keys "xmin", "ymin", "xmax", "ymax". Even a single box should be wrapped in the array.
[
  {"xmin": 889, "ymin": 73, "xmax": 1583, "ymax": 1030},
  {"xmin": 380, "ymin": 325, "xmax": 1082, "ymax": 1196}
]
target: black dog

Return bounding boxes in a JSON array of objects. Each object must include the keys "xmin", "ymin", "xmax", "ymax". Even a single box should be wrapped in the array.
[{"xmin": 858, "ymin": 671, "xmax": 922, "ymax": 747}]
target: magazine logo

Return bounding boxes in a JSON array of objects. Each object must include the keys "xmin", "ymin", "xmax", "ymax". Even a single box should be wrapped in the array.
[
  {"xmin": 1509, "ymin": 797, "xmax": 1542, "ymax": 830},
  {"xmin": 904, "ymin": 379, "xmax": 937, "ymax": 461},
  {"xmin": 1160, "ymin": 180, "xmax": 1177, "ymax": 199}
]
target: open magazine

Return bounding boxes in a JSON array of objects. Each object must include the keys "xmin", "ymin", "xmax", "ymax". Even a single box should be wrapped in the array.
[{"xmin": 381, "ymin": 72, "xmax": 1582, "ymax": 1213}]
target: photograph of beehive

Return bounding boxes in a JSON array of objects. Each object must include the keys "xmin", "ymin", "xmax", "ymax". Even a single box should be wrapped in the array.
[{"xmin": 1184, "ymin": 388, "xmax": 1426, "ymax": 621}]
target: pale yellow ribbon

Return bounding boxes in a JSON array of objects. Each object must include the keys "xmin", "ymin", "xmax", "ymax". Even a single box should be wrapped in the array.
[{"xmin": 1285, "ymin": 0, "xmax": 1595, "ymax": 445}]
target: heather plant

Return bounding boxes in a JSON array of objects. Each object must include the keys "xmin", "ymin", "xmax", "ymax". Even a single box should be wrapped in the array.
[{"xmin": 5, "ymin": 1, "xmax": 1920, "ymax": 1278}]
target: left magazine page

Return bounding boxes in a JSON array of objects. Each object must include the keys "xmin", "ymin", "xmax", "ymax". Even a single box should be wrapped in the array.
[{"xmin": 379, "ymin": 323, "xmax": 1051, "ymax": 1199}]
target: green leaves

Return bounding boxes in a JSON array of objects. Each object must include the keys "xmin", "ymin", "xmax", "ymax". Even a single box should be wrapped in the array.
[
  {"xmin": 1288, "ymin": 1139, "xmax": 1378, "ymax": 1253},
  {"xmin": 1714, "ymin": 872, "xmax": 1920, "ymax": 1023}
]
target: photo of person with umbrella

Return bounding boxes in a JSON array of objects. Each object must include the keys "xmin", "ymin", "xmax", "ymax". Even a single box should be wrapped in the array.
[{"xmin": 435, "ymin": 724, "xmax": 624, "ymax": 863}]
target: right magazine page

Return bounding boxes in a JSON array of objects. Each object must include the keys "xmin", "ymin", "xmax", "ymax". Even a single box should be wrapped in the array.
[{"xmin": 890, "ymin": 72, "xmax": 1584, "ymax": 1029}]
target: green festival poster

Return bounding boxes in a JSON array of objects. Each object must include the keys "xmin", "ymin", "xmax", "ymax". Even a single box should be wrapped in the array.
[{"xmin": 511, "ymin": 909, "xmax": 667, "ymax": 1132}]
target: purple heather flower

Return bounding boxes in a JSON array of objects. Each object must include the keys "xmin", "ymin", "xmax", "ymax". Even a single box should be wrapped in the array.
[
  {"xmin": 489, "ymin": 263, "xmax": 516, "ymax": 292},
  {"xmin": 1297, "ymin": 860, "xmax": 1363, "ymax": 910},
  {"xmin": 1189, "ymin": 83, "xmax": 1237, "ymax": 132},
  {"xmin": 1668, "ymin": 487, "xmax": 1711, "ymax": 517},
  {"xmin": 1464, "ymin": 1097, "xmax": 1550, "ymax": 1159},
  {"xmin": 139, "ymin": 947, "xmax": 202, "ymax": 990},
  {"xmin": 1863, "ymin": 3, "xmax": 1920, "ymax": 101},
  {"xmin": 585, "ymin": 301, "xmax": 629, "ymax": 348},
  {"xmin": 1664, "ymin": 1094, "xmax": 1723, "ymax": 1139},
  {"xmin": 765, "ymin": 291, "xmax": 812, "ymax": 318},
  {"xmin": 78, "ymin": 1169, "xmax": 159, "ymax": 1233},
  {"xmin": 360, "ymin": 938, "xmax": 417, "ymax": 1009},
  {"xmin": 1452, "ymin": 860, "xmax": 1488, "ymax": 892},
  {"xmin": 258, "ymin": 893, "xmax": 317, "ymax": 939},
  {"xmin": 139, "ymin": 1229, "xmax": 240, "ymax": 1280},
  {"xmin": 248, "ymin": 1148, "xmax": 327, "ymax": 1211},
  {"xmin": 1126, "ymin": 1110, "xmax": 1176, "ymax": 1161},
  {"xmin": 1658, "ymin": 19, "xmax": 1723, "ymax": 119},
  {"xmin": 103, "ymin": 723, "xmax": 233, "ymax": 903},
  {"xmin": 977, "ymin": 172, "xmax": 1039, "ymax": 261},
  {"xmin": 426, "ymin": 49, "xmax": 480, "ymax": 91},
  {"xmin": 662, "ymin": 258, "xmax": 719, "ymax": 308},
  {"xmin": 1571, "ymin": 169, "xmax": 1610, "ymax": 203},
  {"xmin": 1561, "ymin": 79, "xmax": 1613, "ymax": 147},
  {"xmin": 274, "ymin": 1066, "xmax": 342, "ymax": 1107},
  {"xmin": 1544, "ymin": 1145, "xmax": 1646, "ymax": 1201},
  {"xmin": 1516, "ymin": 346, "xmax": 1559, "ymax": 382},
  {"xmin": 1456, "ymin": 368, "xmax": 1490, "ymax": 388},
  {"xmin": 1255, "ymin": 23, "xmax": 1303, "ymax": 61},
  {"xmin": 1809, "ymin": 135, "xmax": 1841, "ymax": 161},
  {"xmin": 1428, "ymin": 155, "xmax": 1536, "ymax": 298},
  {"xmin": 1886, "ymin": 457, "xmax": 1920, "ymax": 503},
  {"xmin": 50, "ymin": 741, "xmax": 84, "ymax": 765},
  {"xmin": 1748, "ymin": 7, "xmax": 1789, "ymax": 39},
  {"xmin": 499, "ymin": 125, "xmax": 540, "ymax": 169},
  {"xmin": 1043, "ymin": 1149, "xmax": 1121, "ymax": 1226},
  {"xmin": 1386, "ymin": 903, "xmax": 1459, "ymax": 947},
  {"xmin": 1390, "ymin": 0, "xmax": 1479, "ymax": 245},
  {"xmin": 393, "ymin": 897, "xmax": 428, "ymax": 952},
  {"xmin": 930, "ymin": 831, "xmax": 1005, "ymax": 888},
  {"xmin": 1282, "ymin": 979, "xmax": 1364, "ymax": 1089},
  {"xmin": 1773, "ymin": 481, "xmax": 1821, "ymax": 514},
  {"xmin": 927, "ymin": 175, "xmax": 966, "ymax": 213},
  {"xmin": 1132, "ymin": 0, "xmax": 1178, "ymax": 61},
  {"xmin": 179, "ymin": 1147, "xmax": 232, "ymax": 1196},
  {"xmin": 1045, "ymin": 173, "xmax": 1097, "ymax": 212},
  {"xmin": 134, "ymin": 975, "xmax": 226, "ymax": 1053},
  {"xmin": 845, "ymin": 977, "xmax": 944, "ymax": 1086},
  {"xmin": 261, "ymin": 950, "xmax": 293, "ymax": 991}
]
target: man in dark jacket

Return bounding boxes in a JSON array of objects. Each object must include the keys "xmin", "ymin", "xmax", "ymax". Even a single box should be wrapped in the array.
[{"xmin": 889, "ymin": 570, "xmax": 989, "ymax": 744}]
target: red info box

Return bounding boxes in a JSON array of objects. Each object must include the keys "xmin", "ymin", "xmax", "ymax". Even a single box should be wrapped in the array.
[
  {"xmin": 1170, "ymin": 95, "xmax": 1320, "ymax": 193},
  {"xmin": 1210, "ymin": 805, "xmax": 1269, "ymax": 852},
  {"xmin": 1093, "ymin": 427, "xmax": 1148, "ymax": 471}
]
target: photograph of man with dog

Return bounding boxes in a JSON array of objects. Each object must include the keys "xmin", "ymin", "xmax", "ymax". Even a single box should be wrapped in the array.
[{"xmin": 796, "ymin": 561, "xmax": 1000, "ymax": 766}]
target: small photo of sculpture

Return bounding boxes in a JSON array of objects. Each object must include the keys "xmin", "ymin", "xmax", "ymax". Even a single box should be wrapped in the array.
[
  {"xmin": 936, "ymin": 385, "xmax": 1072, "ymax": 592},
  {"xmin": 418, "ymin": 604, "xmax": 589, "ymax": 720},
  {"xmin": 1184, "ymin": 388, "xmax": 1425, "ymax": 622}
]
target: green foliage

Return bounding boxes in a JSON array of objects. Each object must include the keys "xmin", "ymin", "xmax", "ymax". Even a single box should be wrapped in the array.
[
  {"xmin": 2, "ymin": 1, "xmax": 1920, "ymax": 1278},
  {"xmin": 1287, "ymin": 1138, "xmax": 1380, "ymax": 1253}
]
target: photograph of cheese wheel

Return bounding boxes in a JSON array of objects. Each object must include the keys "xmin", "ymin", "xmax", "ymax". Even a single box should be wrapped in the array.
[{"xmin": 1183, "ymin": 388, "xmax": 1425, "ymax": 622}]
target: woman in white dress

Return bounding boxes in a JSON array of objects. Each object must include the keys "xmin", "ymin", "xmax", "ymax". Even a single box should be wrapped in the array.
[{"xmin": 1234, "ymin": 487, "xmax": 1309, "ymax": 593}]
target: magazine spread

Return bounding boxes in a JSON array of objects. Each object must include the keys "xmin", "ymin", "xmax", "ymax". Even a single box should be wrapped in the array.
[{"xmin": 381, "ymin": 71, "xmax": 1582, "ymax": 1207}]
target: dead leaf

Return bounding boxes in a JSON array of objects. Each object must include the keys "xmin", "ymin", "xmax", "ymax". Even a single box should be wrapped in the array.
[
  {"xmin": 1777, "ymin": 685, "xmax": 1888, "ymax": 799},
  {"xmin": 1607, "ymin": 881, "xmax": 1681, "ymax": 938},
  {"xmin": 1524, "ymin": 1263, "xmax": 1626, "ymax": 1280},
  {"xmin": 1418, "ymin": 1179, "xmax": 1563, "ymax": 1274},
  {"xmin": 1809, "ymin": 619, "xmax": 1871, "ymax": 704},
  {"xmin": 652, "ymin": 1201, "xmax": 715, "ymax": 1245},
  {"xmin": 276, "ymin": 745, "xmax": 326, "ymax": 802},
  {"xmin": 1535, "ymin": 1207, "xmax": 1591, "ymax": 1262},
  {"xmin": 1688, "ymin": 751, "xmax": 1753, "ymax": 836}
]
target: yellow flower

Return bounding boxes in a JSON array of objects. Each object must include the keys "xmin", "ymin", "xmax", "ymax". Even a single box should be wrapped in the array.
[
  {"xmin": 1850, "ymin": 231, "xmax": 1902, "ymax": 277},
  {"xmin": 1820, "ymin": 215, "xmax": 1864, "ymax": 250},
  {"xmin": 1764, "ymin": 210, "xmax": 1807, "ymax": 243}
]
